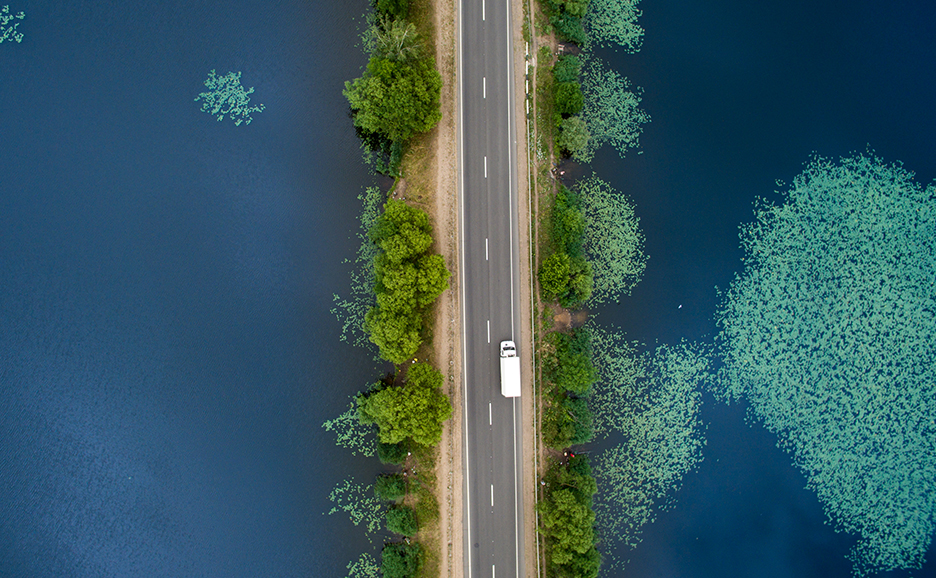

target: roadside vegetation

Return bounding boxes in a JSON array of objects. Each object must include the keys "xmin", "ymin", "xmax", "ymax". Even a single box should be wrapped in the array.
[
  {"xmin": 526, "ymin": 0, "xmax": 648, "ymax": 575},
  {"xmin": 331, "ymin": 0, "xmax": 452, "ymax": 576}
]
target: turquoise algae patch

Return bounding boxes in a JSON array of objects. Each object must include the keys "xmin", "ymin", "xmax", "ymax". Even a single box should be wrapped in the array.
[
  {"xmin": 715, "ymin": 152, "xmax": 936, "ymax": 575},
  {"xmin": 195, "ymin": 70, "xmax": 265, "ymax": 126},
  {"xmin": 578, "ymin": 57, "xmax": 650, "ymax": 164},
  {"xmin": 576, "ymin": 175, "xmax": 647, "ymax": 305},
  {"xmin": 590, "ymin": 327, "xmax": 710, "ymax": 552},
  {"xmin": 0, "ymin": 5, "xmax": 24, "ymax": 44}
]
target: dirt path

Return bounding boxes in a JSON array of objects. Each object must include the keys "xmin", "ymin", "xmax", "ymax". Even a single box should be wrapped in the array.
[{"xmin": 426, "ymin": 0, "xmax": 462, "ymax": 576}]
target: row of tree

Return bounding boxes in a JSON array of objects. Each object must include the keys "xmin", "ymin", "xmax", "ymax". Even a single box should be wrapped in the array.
[
  {"xmin": 539, "ymin": 185, "xmax": 593, "ymax": 308},
  {"xmin": 552, "ymin": 55, "xmax": 591, "ymax": 159},
  {"xmin": 344, "ymin": 0, "xmax": 442, "ymax": 176},
  {"xmin": 536, "ymin": 8, "xmax": 603, "ymax": 577},
  {"xmin": 538, "ymin": 455, "xmax": 602, "ymax": 578},
  {"xmin": 365, "ymin": 199, "xmax": 451, "ymax": 364},
  {"xmin": 344, "ymin": 1, "xmax": 451, "ymax": 576}
]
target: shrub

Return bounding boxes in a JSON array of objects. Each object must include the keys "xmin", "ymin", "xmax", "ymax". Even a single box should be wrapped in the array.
[
  {"xmin": 558, "ymin": 116, "xmax": 590, "ymax": 156},
  {"xmin": 375, "ymin": 0, "xmax": 410, "ymax": 22},
  {"xmin": 552, "ymin": 54, "xmax": 582, "ymax": 83},
  {"xmin": 381, "ymin": 542, "xmax": 423, "ymax": 578},
  {"xmin": 549, "ymin": 329, "xmax": 597, "ymax": 394},
  {"xmin": 357, "ymin": 363, "xmax": 453, "ymax": 447},
  {"xmin": 377, "ymin": 440, "xmax": 410, "ymax": 465},
  {"xmin": 555, "ymin": 82, "xmax": 584, "ymax": 116},
  {"xmin": 386, "ymin": 505, "xmax": 419, "ymax": 536},
  {"xmin": 374, "ymin": 473, "xmax": 407, "ymax": 502}
]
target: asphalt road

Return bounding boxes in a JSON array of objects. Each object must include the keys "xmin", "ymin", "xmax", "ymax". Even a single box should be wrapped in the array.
[{"xmin": 457, "ymin": 0, "xmax": 525, "ymax": 576}]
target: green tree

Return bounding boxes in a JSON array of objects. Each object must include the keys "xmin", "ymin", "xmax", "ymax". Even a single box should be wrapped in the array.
[
  {"xmin": 562, "ymin": 255, "xmax": 593, "ymax": 307},
  {"xmin": 381, "ymin": 542, "xmax": 422, "ymax": 578},
  {"xmin": 357, "ymin": 363, "xmax": 453, "ymax": 447},
  {"xmin": 366, "ymin": 200, "xmax": 450, "ymax": 363},
  {"xmin": 374, "ymin": 473, "xmax": 408, "ymax": 502},
  {"xmin": 555, "ymin": 0, "xmax": 588, "ymax": 18},
  {"xmin": 377, "ymin": 440, "xmax": 410, "ymax": 465},
  {"xmin": 555, "ymin": 82, "xmax": 584, "ymax": 116},
  {"xmin": 553, "ymin": 54, "xmax": 582, "ymax": 83},
  {"xmin": 558, "ymin": 116, "xmax": 591, "ymax": 156},
  {"xmin": 372, "ymin": 17, "xmax": 421, "ymax": 63},
  {"xmin": 364, "ymin": 307, "xmax": 422, "ymax": 365},
  {"xmin": 540, "ymin": 252, "xmax": 571, "ymax": 300},
  {"xmin": 375, "ymin": 0, "xmax": 409, "ymax": 20},
  {"xmin": 386, "ymin": 505, "xmax": 418, "ymax": 536},
  {"xmin": 344, "ymin": 56, "xmax": 442, "ymax": 143},
  {"xmin": 551, "ymin": 329, "xmax": 597, "ymax": 394},
  {"xmin": 551, "ymin": 185, "xmax": 585, "ymax": 256},
  {"xmin": 539, "ymin": 489, "xmax": 595, "ymax": 565}
]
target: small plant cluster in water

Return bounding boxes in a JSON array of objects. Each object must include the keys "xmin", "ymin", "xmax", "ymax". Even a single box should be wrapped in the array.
[
  {"xmin": 590, "ymin": 331, "xmax": 709, "ymax": 553},
  {"xmin": 332, "ymin": 186, "xmax": 385, "ymax": 351},
  {"xmin": 195, "ymin": 70, "xmax": 265, "ymax": 126},
  {"xmin": 0, "ymin": 4, "xmax": 25, "ymax": 44}
]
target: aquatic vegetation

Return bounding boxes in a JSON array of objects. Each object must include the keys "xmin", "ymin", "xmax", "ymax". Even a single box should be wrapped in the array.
[
  {"xmin": 323, "ymin": 401, "xmax": 377, "ymax": 457},
  {"xmin": 332, "ymin": 186, "xmax": 384, "ymax": 350},
  {"xmin": 0, "ymin": 5, "xmax": 24, "ymax": 44},
  {"xmin": 715, "ymin": 152, "xmax": 936, "ymax": 575},
  {"xmin": 576, "ymin": 175, "xmax": 646, "ymax": 304},
  {"xmin": 590, "ymin": 327, "xmax": 709, "ymax": 550},
  {"xmin": 194, "ymin": 70, "xmax": 265, "ymax": 126},
  {"xmin": 584, "ymin": 0, "xmax": 643, "ymax": 52},
  {"xmin": 345, "ymin": 552, "xmax": 381, "ymax": 578},
  {"xmin": 327, "ymin": 477, "xmax": 385, "ymax": 539},
  {"xmin": 578, "ymin": 57, "xmax": 650, "ymax": 163}
]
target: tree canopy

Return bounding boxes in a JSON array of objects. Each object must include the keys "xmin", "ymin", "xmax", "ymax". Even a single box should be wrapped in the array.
[
  {"xmin": 365, "ymin": 200, "xmax": 450, "ymax": 364},
  {"xmin": 539, "ymin": 456, "xmax": 600, "ymax": 575},
  {"xmin": 357, "ymin": 363, "xmax": 453, "ymax": 447},
  {"xmin": 381, "ymin": 542, "xmax": 422, "ymax": 578},
  {"xmin": 344, "ymin": 55, "xmax": 442, "ymax": 143}
]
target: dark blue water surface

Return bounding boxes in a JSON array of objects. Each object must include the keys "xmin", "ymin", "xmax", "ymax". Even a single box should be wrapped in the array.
[
  {"xmin": 1, "ymin": 1, "xmax": 387, "ymax": 576},
  {"xmin": 590, "ymin": 0, "xmax": 935, "ymax": 576}
]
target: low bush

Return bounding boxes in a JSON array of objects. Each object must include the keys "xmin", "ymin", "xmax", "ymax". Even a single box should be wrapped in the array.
[
  {"xmin": 386, "ymin": 505, "xmax": 419, "ymax": 536},
  {"xmin": 552, "ymin": 54, "xmax": 582, "ymax": 83},
  {"xmin": 555, "ymin": 82, "xmax": 584, "ymax": 116},
  {"xmin": 374, "ymin": 473, "xmax": 407, "ymax": 502},
  {"xmin": 377, "ymin": 440, "xmax": 410, "ymax": 465},
  {"xmin": 381, "ymin": 542, "xmax": 423, "ymax": 578}
]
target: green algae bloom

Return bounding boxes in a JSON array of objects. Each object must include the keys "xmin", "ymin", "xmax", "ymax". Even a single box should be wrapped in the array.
[
  {"xmin": 584, "ymin": 0, "xmax": 643, "ymax": 52},
  {"xmin": 323, "ymin": 401, "xmax": 377, "ymax": 457},
  {"xmin": 332, "ymin": 186, "xmax": 384, "ymax": 351},
  {"xmin": 715, "ymin": 152, "xmax": 936, "ymax": 575},
  {"xmin": 327, "ymin": 477, "xmax": 384, "ymax": 540},
  {"xmin": 576, "ymin": 175, "xmax": 647, "ymax": 304},
  {"xmin": 579, "ymin": 57, "xmax": 650, "ymax": 163},
  {"xmin": 0, "ymin": 5, "xmax": 25, "ymax": 44},
  {"xmin": 590, "ymin": 326, "xmax": 709, "ymax": 553},
  {"xmin": 195, "ymin": 70, "xmax": 265, "ymax": 126},
  {"xmin": 345, "ymin": 552, "xmax": 380, "ymax": 578}
]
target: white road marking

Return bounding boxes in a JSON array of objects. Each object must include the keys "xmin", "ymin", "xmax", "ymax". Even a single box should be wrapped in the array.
[
  {"xmin": 483, "ymin": 76, "xmax": 486, "ymax": 99},
  {"xmin": 482, "ymin": 0, "xmax": 485, "ymax": 20},
  {"xmin": 487, "ymin": 320, "xmax": 490, "ymax": 343},
  {"xmin": 489, "ymin": 402, "xmax": 492, "ymax": 425},
  {"xmin": 485, "ymin": 238, "xmax": 488, "ymax": 261},
  {"xmin": 491, "ymin": 484, "xmax": 494, "ymax": 507},
  {"xmin": 484, "ymin": 156, "xmax": 487, "ymax": 178}
]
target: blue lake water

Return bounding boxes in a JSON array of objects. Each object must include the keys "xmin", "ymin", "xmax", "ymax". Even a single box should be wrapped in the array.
[
  {"xmin": 590, "ymin": 0, "xmax": 935, "ymax": 576},
  {"xmin": 0, "ymin": 0, "xmax": 387, "ymax": 576},
  {"xmin": 2, "ymin": 0, "xmax": 934, "ymax": 577}
]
